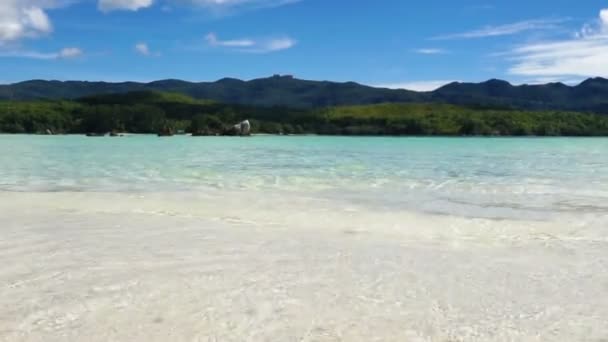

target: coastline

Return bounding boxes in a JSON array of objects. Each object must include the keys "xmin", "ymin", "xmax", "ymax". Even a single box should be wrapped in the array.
[
  {"xmin": 1, "ymin": 135, "xmax": 608, "ymax": 341},
  {"xmin": 3, "ymin": 132, "xmax": 608, "ymax": 138}
]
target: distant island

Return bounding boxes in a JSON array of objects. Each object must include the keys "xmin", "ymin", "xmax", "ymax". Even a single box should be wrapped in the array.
[
  {"xmin": 1, "ymin": 76, "xmax": 608, "ymax": 136},
  {"xmin": 3, "ymin": 75, "xmax": 608, "ymax": 113}
]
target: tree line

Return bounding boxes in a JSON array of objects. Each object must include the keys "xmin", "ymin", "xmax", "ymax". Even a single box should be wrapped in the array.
[{"xmin": 1, "ymin": 91, "xmax": 608, "ymax": 136}]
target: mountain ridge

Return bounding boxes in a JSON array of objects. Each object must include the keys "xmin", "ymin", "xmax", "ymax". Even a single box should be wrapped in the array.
[{"xmin": 1, "ymin": 76, "xmax": 608, "ymax": 113}]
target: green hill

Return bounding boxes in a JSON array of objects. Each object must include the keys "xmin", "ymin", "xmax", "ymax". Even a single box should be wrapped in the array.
[{"xmin": 2, "ymin": 76, "xmax": 608, "ymax": 114}]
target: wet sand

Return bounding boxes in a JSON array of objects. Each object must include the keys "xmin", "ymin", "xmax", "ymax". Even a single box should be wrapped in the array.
[{"xmin": 1, "ymin": 191, "xmax": 607, "ymax": 341}]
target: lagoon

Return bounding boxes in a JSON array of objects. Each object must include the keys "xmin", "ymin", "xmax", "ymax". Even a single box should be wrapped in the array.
[{"xmin": 1, "ymin": 135, "xmax": 607, "ymax": 341}]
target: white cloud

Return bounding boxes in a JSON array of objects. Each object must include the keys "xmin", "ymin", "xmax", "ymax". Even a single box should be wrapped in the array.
[
  {"xmin": 59, "ymin": 47, "xmax": 83, "ymax": 58},
  {"xmin": 601, "ymin": 9, "xmax": 608, "ymax": 25},
  {"xmin": 205, "ymin": 32, "xmax": 295, "ymax": 53},
  {"xmin": 433, "ymin": 18, "xmax": 565, "ymax": 40},
  {"xmin": 576, "ymin": 8, "xmax": 608, "ymax": 38},
  {"xmin": 413, "ymin": 48, "xmax": 446, "ymax": 55},
  {"xmin": 134, "ymin": 42, "xmax": 160, "ymax": 56},
  {"xmin": 171, "ymin": 0, "xmax": 299, "ymax": 16},
  {"xmin": 98, "ymin": 0, "xmax": 154, "ymax": 12},
  {"xmin": 176, "ymin": 0, "xmax": 300, "ymax": 10},
  {"xmin": 205, "ymin": 33, "xmax": 255, "ymax": 47},
  {"xmin": 0, "ymin": 0, "xmax": 58, "ymax": 43},
  {"xmin": 374, "ymin": 80, "xmax": 456, "ymax": 92},
  {"xmin": 507, "ymin": 9, "xmax": 608, "ymax": 79},
  {"xmin": 135, "ymin": 42, "xmax": 150, "ymax": 55},
  {"xmin": 0, "ymin": 47, "xmax": 83, "ymax": 60},
  {"xmin": 263, "ymin": 37, "xmax": 295, "ymax": 51}
]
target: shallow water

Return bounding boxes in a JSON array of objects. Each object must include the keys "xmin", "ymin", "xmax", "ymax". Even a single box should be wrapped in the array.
[
  {"xmin": 2, "ymin": 135, "xmax": 608, "ymax": 220},
  {"xmin": 1, "ymin": 135, "xmax": 608, "ymax": 341}
]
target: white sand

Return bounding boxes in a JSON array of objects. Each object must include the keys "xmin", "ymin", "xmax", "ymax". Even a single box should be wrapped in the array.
[{"xmin": 1, "ymin": 191, "xmax": 607, "ymax": 341}]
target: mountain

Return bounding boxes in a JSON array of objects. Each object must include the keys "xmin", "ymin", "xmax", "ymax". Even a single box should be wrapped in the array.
[
  {"xmin": 431, "ymin": 78, "xmax": 608, "ymax": 112},
  {"xmin": 0, "ymin": 75, "xmax": 423, "ymax": 108},
  {"xmin": 1, "ymin": 75, "xmax": 608, "ymax": 113}
]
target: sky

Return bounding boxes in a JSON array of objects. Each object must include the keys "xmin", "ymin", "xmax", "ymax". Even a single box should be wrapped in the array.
[{"xmin": 1, "ymin": 0, "xmax": 608, "ymax": 90}]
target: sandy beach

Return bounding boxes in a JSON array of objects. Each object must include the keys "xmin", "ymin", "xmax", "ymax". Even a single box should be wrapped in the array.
[
  {"xmin": 1, "ymin": 190, "xmax": 607, "ymax": 341},
  {"xmin": 3, "ymin": 0, "xmax": 608, "ymax": 338}
]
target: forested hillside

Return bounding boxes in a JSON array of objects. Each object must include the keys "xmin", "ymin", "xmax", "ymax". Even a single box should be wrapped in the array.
[
  {"xmin": 2, "ymin": 91, "xmax": 607, "ymax": 136},
  {"xmin": 2, "ymin": 76, "xmax": 608, "ymax": 113}
]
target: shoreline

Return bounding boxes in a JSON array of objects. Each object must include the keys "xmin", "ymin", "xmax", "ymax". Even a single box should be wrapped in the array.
[
  {"xmin": 1, "ymin": 136, "xmax": 607, "ymax": 340},
  {"xmin": 3, "ymin": 132, "xmax": 608, "ymax": 138},
  {"xmin": 1, "ymin": 189, "xmax": 606, "ymax": 247}
]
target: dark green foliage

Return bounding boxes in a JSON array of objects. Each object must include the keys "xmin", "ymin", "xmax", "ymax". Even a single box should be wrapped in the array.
[
  {"xmin": 191, "ymin": 114, "xmax": 224, "ymax": 135},
  {"xmin": 258, "ymin": 122, "xmax": 284, "ymax": 134},
  {"xmin": 312, "ymin": 103, "xmax": 608, "ymax": 136},
  {"xmin": 0, "ymin": 77, "xmax": 421, "ymax": 109},
  {"xmin": 432, "ymin": 78, "xmax": 608, "ymax": 113},
  {"xmin": 76, "ymin": 104, "xmax": 167, "ymax": 133},
  {"xmin": 459, "ymin": 118, "xmax": 492, "ymax": 136},
  {"xmin": 2, "ymin": 76, "xmax": 608, "ymax": 114},
  {"xmin": 1, "ymin": 91, "xmax": 608, "ymax": 136},
  {"xmin": 0, "ymin": 100, "xmax": 76, "ymax": 134}
]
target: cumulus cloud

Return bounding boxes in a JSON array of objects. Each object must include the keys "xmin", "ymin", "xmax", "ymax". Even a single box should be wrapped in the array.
[
  {"xmin": 205, "ymin": 32, "xmax": 295, "ymax": 53},
  {"xmin": 0, "ymin": 47, "xmax": 83, "ymax": 60},
  {"xmin": 0, "ymin": 0, "xmax": 57, "ymax": 43},
  {"xmin": 507, "ymin": 9, "xmax": 608, "ymax": 79},
  {"xmin": 433, "ymin": 18, "xmax": 566, "ymax": 40},
  {"xmin": 576, "ymin": 8, "xmax": 608, "ymax": 38},
  {"xmin": 98, "ymin": 0, "xmax": 154, "ymax": 12}
]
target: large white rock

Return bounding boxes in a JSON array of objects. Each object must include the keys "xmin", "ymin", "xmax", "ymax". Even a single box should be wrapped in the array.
[{"xmin": 233, "ymin": 120, "xmax": 251, "ymax": 136}]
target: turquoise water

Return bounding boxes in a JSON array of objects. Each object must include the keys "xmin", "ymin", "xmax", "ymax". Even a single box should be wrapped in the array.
[{"xmin": 1, "ymin": 135, "xmax": 608, "ymax": 219}]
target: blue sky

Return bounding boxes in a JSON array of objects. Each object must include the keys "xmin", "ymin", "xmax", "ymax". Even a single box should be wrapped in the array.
[{"xmin": 1, "ymin": 0, "xmax": 607, "ymax": 90}]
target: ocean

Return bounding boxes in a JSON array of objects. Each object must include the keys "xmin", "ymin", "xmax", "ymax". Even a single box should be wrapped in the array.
[{"xmin": 1, "ymin": 135, "xmax": 607, "ymax": 341}]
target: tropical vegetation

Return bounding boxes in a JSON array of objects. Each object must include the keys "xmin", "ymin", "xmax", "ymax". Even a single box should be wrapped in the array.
[{"xmin": 1, "ymin": 91, "xmax": 608, "ymax": 136}]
